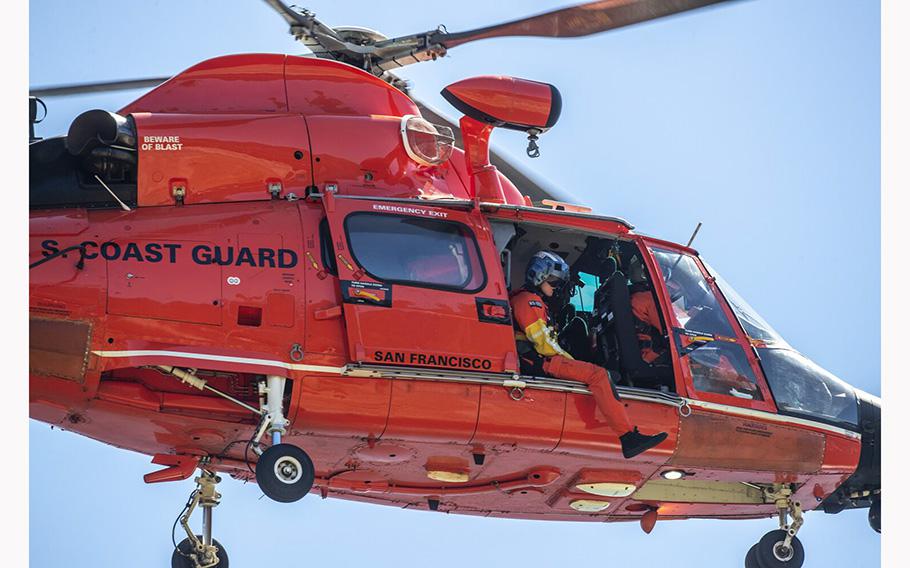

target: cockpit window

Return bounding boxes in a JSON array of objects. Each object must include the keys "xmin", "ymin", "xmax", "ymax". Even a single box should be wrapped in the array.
[
  {"xmin": 649, "ymin": 247, "xmax": 764, "ymax": 400},
  {"xmin": 650, "ymin": 248, "xmax": 735, "ymax": 338},
  {"xmin": 701, "ymin": 260, "xmax": 787, "ymax": 347},
  {"xmin": 700, "ymin": 259, "xmax": 859, "ymax": 426},
  {"xmin": 688, "ymin": 341, "xmax": 764, "ymax": 400},
  {"xmin": 757, "ymin": 348, "xmax": 859, "ymax": 426}
]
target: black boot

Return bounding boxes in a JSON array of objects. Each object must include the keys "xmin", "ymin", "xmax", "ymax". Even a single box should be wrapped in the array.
[{"xmin": 619, "ymin": 427, "xmax": 668, "ymax": 459}]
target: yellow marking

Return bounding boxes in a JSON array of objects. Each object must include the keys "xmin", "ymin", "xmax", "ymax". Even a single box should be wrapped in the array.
[
  {"xmin": 353, "ymin": 289, "xmax": 381, "ymax": 302},
  {"xmin": 524, "ymin": 319, "xmax": 572, "ymax": 359},
  {"xmin": 337, "ymin": 254, "xmax": 355, "ymax": 271},
  {"xmin": 426, "ymin": 471, "xmax": 470, "ymax": 483}
]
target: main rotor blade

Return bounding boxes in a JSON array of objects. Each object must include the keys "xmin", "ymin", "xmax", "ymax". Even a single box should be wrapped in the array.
[
  {"xmin": 261, "ymin": 0, "xmax": 346, "ymax": 48},
  {"xmin": 433, "ymin": 0, "xmax": 734, "ymax": 49},
  {"xmin": 30, "ymin": 77, "xmax": 171, "ymax": 98},
  {"xmin": 262, "ymin": 0, "xmax": 309, "ymax": 27}
]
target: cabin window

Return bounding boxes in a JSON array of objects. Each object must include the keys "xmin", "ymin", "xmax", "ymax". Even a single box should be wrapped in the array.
[{"xmin": 344, "ymin": 213, "xmax": 486, "ymax": 292}]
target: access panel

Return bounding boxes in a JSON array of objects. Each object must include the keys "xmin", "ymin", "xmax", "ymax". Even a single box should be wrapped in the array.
[{"xmin": 107, "ymin": 239, "xmax": 223, "ymax": 325}]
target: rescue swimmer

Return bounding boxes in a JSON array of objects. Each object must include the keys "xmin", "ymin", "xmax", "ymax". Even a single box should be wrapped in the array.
[{"xmin": 510, "ymin": 251, "xmax": 668, "ymax": 459}]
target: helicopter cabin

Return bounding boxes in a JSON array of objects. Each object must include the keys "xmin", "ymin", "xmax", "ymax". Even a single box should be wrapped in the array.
[{"xmin": 30, "ymin": 53, "xmax": 874, "ymax": 523}]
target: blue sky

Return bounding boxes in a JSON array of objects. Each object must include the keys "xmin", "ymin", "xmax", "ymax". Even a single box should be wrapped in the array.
[{"xmin": 29, "ymin": 1, "xmax": 880, "ymax": 566}]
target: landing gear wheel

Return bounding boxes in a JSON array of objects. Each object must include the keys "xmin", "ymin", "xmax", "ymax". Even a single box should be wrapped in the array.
[
  {"xmin": 744, "ymin": 544, "xmax": 760, "ymax": 568},
  {"xmin": 172, "ymin": 536, "xmax": 229, "ymax": 568},
  {"xmin": 754, "ymin": 529, "xmax": 805, "ymax": 567},
  {"xmin": 255, "ymin": 443, "xmax": 315, "ymax": 503},
  {"xmin": 869, "ymin": 499, "xmax": 881, "ymax": 533}
]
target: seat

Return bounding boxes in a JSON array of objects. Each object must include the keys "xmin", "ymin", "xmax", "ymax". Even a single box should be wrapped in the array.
[
  {"xmin": 599, "ymin": 271, "xmax": 674, "ymax": 390},
  {"xmin": 560, "ymin": 315, "xmax": 593, "ymax": 361},
  {"xmin": 605, "ymin": 272, "xmax": 644, "ymax": 373}
]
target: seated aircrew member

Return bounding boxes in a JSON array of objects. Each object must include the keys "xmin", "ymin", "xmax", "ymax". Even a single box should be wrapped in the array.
[
  {"xmin": 628, "ymin": 257, "xmax": 669, "ymax": 364},
  {"xmin": 510, "ymin": 251, "xmax": 668, "ymax": 459}
]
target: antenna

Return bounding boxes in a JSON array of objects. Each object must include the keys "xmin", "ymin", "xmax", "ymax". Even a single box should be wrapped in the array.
[
  {"xmin": 685, "ymin": 222, "xmax": 703, "ymax": 248},
  {"xmin": 668, "ymin": 221, "xmax": 703, "ymax": 273},
  {"xmin": 94, "ymin": 174, "xmax": 132, "ymax": 212}
]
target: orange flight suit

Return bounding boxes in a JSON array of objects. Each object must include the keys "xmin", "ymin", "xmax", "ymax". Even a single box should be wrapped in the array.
[
  {"xmin": 510, "ymin": 289, "xmax": 633, "ymax": 435},
  {"xmin": 630, "ymin": 290, "xmax": 664, "ymax": 363}
]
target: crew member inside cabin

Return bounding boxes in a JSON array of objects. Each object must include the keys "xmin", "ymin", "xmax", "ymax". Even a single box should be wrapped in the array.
[
  {"xmin": 628, "ymin": 256, "xmax": 669, "ymax": 365},
  {"xmin": 510, "ymin": 251, "xmax": 668, "ymax": 459}
]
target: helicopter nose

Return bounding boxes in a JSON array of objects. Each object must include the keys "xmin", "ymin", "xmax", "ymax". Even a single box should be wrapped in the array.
[{"xmin": 819, "ymin": 389, "xmax": 880, "ymax": 531}]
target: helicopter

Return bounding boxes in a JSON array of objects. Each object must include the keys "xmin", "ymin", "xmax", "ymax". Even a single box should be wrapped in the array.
[{"xmin": 28, "ymin": 1, "xmax": 881, "ymax": 567}]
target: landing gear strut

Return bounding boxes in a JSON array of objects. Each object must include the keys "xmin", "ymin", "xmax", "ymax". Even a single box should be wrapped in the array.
[
  {"xmin": 744, "ymin": 486, "xmax": 805, "ymax": 568},
  {"xmin": 149, "ymin": 368, "xmax": 314, "ymax": 564},
  {"xmin": 154, "ymin": 368, "xmax": 315, "ymax": 503},
  {"xmin": 171, "ymin": 469, "xmax": 229, "ymax": 568},
  {"xmin": 249, "ymin": 375, "xmax": 315, "ymax": 502}
]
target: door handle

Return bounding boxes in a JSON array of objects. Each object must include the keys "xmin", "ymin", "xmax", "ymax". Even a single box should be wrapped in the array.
[{"xmin": 475, "ymin": 297, "xmax": 511, "ymax": 325}]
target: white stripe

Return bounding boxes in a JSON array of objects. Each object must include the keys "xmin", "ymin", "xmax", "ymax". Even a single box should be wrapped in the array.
[
  {"xmin": 92, "ymin": 349, "xmax": 343, "ymax": 374},
  {"xmin": 683, "ymin": 398, "xmax": 861, "ymax": 439},
  {"xmin": 91, "ymin": 349, "xmax": 862, "ymax": 439}
]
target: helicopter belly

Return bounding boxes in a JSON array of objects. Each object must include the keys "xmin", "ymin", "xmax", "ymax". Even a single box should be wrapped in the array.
[{"xmin": 30, "ymin": 361, "xmax": 861, "ymax": 523}]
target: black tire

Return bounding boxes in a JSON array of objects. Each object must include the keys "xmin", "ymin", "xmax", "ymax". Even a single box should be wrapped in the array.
[
  {"xmin": 172, "ymin": 536, "xmax": 229, "ymax": 568},
  {"xmin": 755, "ymin": 530, "xmax": 805, "ymax": 567},
  {"xmin": 869, "ymin": 500, "xmax": 881, "ymax": 533},
  {"xmin": 745, "ymin": 543, "xmax": 760, "ymax": 568},
  {"xmin": 255, "ymin": 443, "xmax": 315, "ymax": 503}
]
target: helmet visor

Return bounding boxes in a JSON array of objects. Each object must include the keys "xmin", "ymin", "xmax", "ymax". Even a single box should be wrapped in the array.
[{"xmin": 545, "ymin": 274, "xmax": 567, "ymax": 288}]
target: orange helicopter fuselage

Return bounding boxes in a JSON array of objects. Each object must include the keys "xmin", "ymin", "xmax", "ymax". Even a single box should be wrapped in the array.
[{"xmin": 29, "ymin": 53, "xmax": 864, "ymax": 525}]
